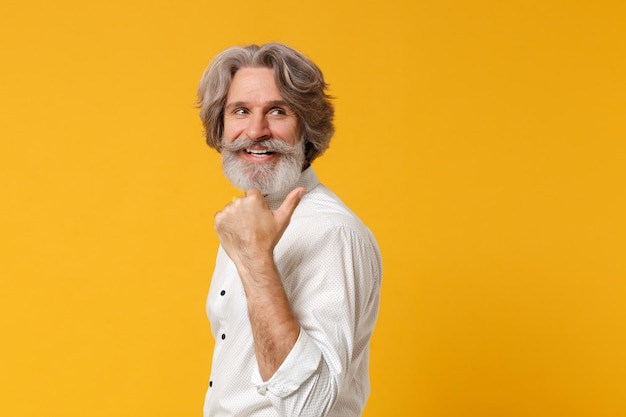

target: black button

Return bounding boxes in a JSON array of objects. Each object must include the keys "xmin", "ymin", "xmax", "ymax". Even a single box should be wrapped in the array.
[
  {"xmin": 209, "ymin": 380, "xmax": 213, "ymax": 387},
  {"xmin": 221, "ymin": 333, "xmax": 226, "ymax": 340},
  {"xmin": 220, "ymin": 290, "xmax": 226, "ymax": 296}
]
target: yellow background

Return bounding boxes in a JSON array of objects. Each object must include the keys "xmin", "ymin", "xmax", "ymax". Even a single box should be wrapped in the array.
[{"xmin": 1, "ymin": 1, "xmax": 625, "ymax": 416}]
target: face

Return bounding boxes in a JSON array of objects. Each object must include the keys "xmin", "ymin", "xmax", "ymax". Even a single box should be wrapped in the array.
[{"xmin": 221, "ymin": 67, "xmax": 305, "ymax": 194}]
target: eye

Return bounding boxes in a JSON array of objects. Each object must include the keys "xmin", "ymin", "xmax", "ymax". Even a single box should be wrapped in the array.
[
  {"xmin": 269, "ymin": 108, "xmax": 287, "ymax": 116},
  {"xmin": 233, "ymin": 108, "xmax": 248, "ymax": 115}
]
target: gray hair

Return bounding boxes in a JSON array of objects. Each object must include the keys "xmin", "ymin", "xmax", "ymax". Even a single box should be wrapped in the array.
[{"xmin": 197, "ymin": 43, "xmax": 334, "ymax": 164}]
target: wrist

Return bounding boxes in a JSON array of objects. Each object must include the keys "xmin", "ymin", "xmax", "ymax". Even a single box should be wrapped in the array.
[{"xmin": 236, "ymin": 253, "xmax": 278, "ymax": 288}]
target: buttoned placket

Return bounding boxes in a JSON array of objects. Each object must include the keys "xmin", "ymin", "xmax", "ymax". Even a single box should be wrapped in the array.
[{"xmin": 208, "ymin": 265, "xmax": 232, "ymax": 390}]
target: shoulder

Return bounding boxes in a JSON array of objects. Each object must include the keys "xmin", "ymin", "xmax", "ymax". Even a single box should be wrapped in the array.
[
  {"xmin": 296, "ymin": 184, "xmax": 366, "ymax": 229},
  {"xmin": 277, "ymin": 184, "xmax": 382, "ymax": 297},
  {"xmin": 286, "ymin": 183, "xmax": 381, "ymax": 267}
]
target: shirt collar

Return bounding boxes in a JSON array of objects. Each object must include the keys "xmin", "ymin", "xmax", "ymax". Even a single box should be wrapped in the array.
[{"xmin": 264, "ymin": 166, "xmax": 320, "ymax": 211}]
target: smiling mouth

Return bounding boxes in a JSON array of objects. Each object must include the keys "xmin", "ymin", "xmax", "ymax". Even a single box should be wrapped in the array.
[{"xmin": 244, "ymin": 148, "xmax": 275, "ymax": 156}]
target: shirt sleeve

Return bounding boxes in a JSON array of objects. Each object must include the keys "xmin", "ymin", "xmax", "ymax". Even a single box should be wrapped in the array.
[
  {"xmin": 250, "ymin": 328, "xmax": 321, "ymax": 397},
  {"xmin": 251, "ymin": 223, "xmax": 382, "ymax": 417}
]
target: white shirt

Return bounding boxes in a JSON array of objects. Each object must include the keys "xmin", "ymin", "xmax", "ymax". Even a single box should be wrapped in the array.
[{"xmin": 204, "ymin": 167, "xmax": 382, "ymax": 417}]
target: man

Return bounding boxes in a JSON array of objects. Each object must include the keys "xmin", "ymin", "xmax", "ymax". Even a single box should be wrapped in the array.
[{"xmin": 197, "ymin": 43, "xmax": 382, "ymax": 417}]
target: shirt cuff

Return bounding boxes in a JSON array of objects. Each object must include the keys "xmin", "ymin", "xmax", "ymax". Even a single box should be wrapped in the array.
[{"xmin": 251, "ymin": 328, "xmax": 322, "ymax": 398}]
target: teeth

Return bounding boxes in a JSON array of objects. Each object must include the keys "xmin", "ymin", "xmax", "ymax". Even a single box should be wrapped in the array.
[{"xmin": 245, "ymin": 149, "xmax": 272, "ymax": 155}]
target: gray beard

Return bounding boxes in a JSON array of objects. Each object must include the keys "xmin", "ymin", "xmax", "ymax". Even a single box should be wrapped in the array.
[{"xmin": 221, "ymin": 138, "xmax": 306, "ymax": 195}]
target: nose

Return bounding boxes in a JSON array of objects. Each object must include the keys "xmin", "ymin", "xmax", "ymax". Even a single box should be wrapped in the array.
[{"xmin": 245, "ymin": 112, "xmax": 271, "ymax": 141}]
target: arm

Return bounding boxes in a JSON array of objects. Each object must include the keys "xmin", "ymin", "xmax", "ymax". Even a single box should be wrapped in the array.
[
  {"xmin": 214, "ymin": 187, "xmax": 306, "ymax": 380},
  {"xmin": 215, "ymin": 188, "xmax": 381, "ymax": 416},
  {"xmin": 259, "ymin": 223, "xmax": 381, "ymax": 416}
]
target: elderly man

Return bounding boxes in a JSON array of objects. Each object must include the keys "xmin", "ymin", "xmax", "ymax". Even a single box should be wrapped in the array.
[{"xmin": 197, "ymin": 43, "xmax": 382, "ymax": 417}]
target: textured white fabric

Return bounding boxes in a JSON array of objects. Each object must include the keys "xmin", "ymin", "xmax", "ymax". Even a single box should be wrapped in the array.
[{"xmin": 204, "ymin": 167, "xmax": 382, "ymax": 417}]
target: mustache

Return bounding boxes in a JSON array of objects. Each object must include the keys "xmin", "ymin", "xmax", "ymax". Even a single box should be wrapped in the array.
[{"xmin": 221, "ymin": 138, "xmax": 301, "ymax": 155}]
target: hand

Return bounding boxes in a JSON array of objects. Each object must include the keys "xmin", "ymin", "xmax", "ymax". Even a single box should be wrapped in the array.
[{"xmin": 214, "ymin": 187, "xmax": 306, "ymax": 269}]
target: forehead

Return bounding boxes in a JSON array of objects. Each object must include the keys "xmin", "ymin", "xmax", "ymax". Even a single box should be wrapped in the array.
[{"xmin": 226, "ymin": 67, "xmax": 282, "ymax": 102}]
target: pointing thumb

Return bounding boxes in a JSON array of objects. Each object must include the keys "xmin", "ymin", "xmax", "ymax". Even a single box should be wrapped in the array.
[{"xmin": 274, "ymin": 187, "xmax": 307, "ymax": 229}]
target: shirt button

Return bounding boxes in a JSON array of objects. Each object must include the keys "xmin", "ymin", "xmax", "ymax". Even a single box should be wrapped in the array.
[
  {"xmin": 220, "ymin": 290, "xmax": 226, "ymax": 296},
  {"xmin": 221, "ymin": 333, "xmax": 226, "ymax": 340},
  {"xmin": 209, "ymin": 381, "xmax": 213, "ymax": 387}
]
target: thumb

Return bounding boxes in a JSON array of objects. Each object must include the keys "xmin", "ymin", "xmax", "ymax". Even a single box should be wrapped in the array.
[{"xmin": 274, "ymin": 187, "xmax": 307, "ymax": 229}]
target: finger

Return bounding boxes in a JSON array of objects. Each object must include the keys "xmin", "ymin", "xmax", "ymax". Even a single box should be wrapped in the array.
[
  {"xmin": 214, "ymin": 209, "xmax": 225, "ymax": 230},
  {"xmin": 245, "ymin": 188, "xmax": 263, "ymax": 199},
  {"xmin": 274, "ymin": 187, "xmax": 306, "ymax": 228}
]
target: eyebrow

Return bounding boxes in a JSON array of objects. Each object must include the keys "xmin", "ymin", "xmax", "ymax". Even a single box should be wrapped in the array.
[{"xmin": 224, "ymin": 100, "xmax": 290, "ymax": 111}]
